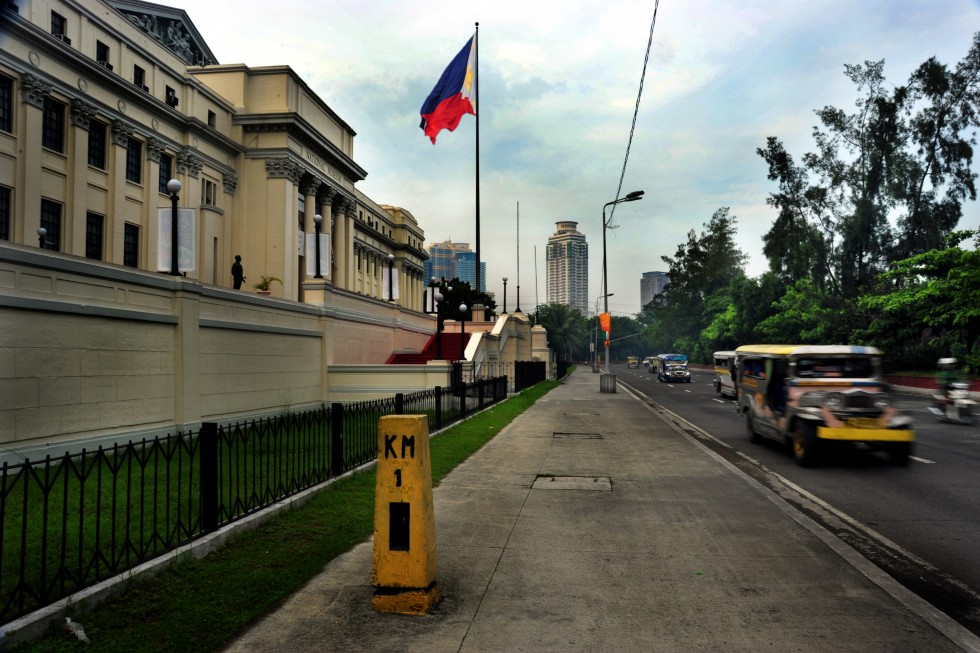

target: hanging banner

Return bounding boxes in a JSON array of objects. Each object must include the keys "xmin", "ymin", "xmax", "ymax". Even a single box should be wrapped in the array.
[
  {"xmin": 599, "ymin": 312, "xmax": 611, "ymax": 337},
  {"xmin": 382, "ymin": 265, "xmax": 400, "ymax": 300},
  {"xmin": 157, "ymin": 208, "xmax": 197, "ymax": 273},
  {"xmin": 304, "ymin": 232, "xmax": 330, "ymax": 278}
]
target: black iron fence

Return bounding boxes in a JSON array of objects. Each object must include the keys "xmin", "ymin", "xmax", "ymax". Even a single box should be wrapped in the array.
[
  {"xmin": 456, "ymin": 359, "xmax": 562, "ymax": 389},
  {"xmin": 0, "ymin": 376, "xmax": 508, "ymax": 625}
]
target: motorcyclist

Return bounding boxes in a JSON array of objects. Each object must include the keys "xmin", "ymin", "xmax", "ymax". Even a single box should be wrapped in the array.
[{"xmin": 937, "ymin": 357, "xmax": 963, "ymax": 402}]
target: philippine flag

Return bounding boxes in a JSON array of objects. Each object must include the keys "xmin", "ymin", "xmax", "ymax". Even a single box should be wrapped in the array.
[{"xmin": 419, "ymin": 35, "xmax": 476, "ymax": 144}]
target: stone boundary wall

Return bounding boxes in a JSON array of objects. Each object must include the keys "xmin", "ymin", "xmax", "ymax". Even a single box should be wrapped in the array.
[{"xmin": 0, "ymin": 244, "xmax": 439, "ymax": 457}]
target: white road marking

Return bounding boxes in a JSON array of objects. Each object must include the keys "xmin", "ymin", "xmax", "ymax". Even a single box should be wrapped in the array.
[{"xmin": 909, "ymin": 456, "xmax": 935, "ymax": 464}]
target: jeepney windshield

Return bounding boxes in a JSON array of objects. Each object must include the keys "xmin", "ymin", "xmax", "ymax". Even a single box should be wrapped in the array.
[
  {"xmin": 794, "ymin": 357, "xmax": 874, "ymax": 379},
  {"xmin": 664, "ymin": 355, "xmax": 687, "ymax": 363}
]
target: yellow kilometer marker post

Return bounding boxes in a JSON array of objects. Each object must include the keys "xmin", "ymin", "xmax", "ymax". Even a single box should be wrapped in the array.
[{"xmin": 371, "ymin": 415, "xmax": 440, "ymax": 614}]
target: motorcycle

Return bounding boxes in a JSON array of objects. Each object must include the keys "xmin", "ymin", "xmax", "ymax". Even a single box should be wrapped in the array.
[{"xmin": 928, "ymin": 382, "xmax": 976, "ymax": 425}]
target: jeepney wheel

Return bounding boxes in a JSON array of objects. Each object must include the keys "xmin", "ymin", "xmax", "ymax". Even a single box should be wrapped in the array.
[
  {"xmin": 791, "ymin": 421, "xmax": 820, "ymax": 467},
  {"xmin": 746, "ymin": 412, "xmax": 762, "ymax": 443},
  {"xmin": 888, "ymin": 442, "xmax": 911, "ymax": 467}
]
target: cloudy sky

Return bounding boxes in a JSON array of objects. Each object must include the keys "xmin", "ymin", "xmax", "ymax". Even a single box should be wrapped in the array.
[{"xmin": 170, "ymin": 0, "xmax": 980, "ymax": 317}]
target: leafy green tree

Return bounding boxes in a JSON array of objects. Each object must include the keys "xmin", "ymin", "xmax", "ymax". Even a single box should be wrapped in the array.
[
  {"xmin": 894, "ymin": 35, "xmax": 980, "ymax": 260},
  {"xmin": 756, "ymin": 279, "xmax": 846, "ymax": 344},
  {"xmin": 759, "ymin": 34, "xmax": 980, "ymax": 300},
  {"xmin": 536, "ymin": 302, "xmax": 588, "ymax": 362},
  {"xmin": 858, "ymin": 231, "xmax": 980, "ymax": 371},
  {"xmin": 648, "ymin": 208, "xmax": 747, "ymax": 358}
]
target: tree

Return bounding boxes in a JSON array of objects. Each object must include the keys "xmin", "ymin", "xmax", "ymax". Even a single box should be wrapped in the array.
[
  {"xmin": 536, "ymin": 303, "xmax": 588, "ymax": 362},
  {"xmin": 648, "ymin": 208, "xmax": 747, "ymax": 358},
  {"xmin": 759, "ymin": 34, "xmax": 980, "ymax": 300},
  {"xmin": 435, "ymin": 278, "xmax": 496, "ymax": 320},
  {"xmin": 858, "ymin": 231, "xmax": 980, "ymax": 372}
]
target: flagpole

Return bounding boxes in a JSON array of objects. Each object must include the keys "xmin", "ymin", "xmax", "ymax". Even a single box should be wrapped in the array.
[{"xmin": 474, "ymin": 22, "xmax": 481, "ymax": 299}]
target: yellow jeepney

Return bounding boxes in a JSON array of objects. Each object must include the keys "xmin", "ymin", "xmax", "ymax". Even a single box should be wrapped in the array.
[{"xmin": 736, "ymin": 344, "xmax": 915, "ymax": 467}]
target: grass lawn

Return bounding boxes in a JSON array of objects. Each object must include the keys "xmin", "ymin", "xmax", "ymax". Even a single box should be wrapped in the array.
[{"xmin": 11, "ymin": 378, "xmax": 562, "ymax": 653}]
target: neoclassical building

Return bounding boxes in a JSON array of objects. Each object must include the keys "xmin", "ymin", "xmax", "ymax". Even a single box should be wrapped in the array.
[
  {"xmin": 0, "ymin": 0, "xmax": 428, "ymax": 307},
  {"xmin": 0, "ymin": 0, "xmax": 460, "ymax": 449}
]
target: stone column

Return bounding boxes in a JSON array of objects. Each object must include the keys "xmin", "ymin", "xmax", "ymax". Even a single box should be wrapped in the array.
[
  {"xmin": 300, "ymin": 177, "xmax": 321, "ymax": 281},
  {"xmin": 19, "ymin": 74, "xmax": 51, "ymax": 245},
  {"xmin": 144, "ymin": 137, "xmax": 166, "ymax": 267},
  {"xmin": 111, "ymin": 120, "xmax": 136, "ymax": 264},
  {"xmin": 69, "ymin": 99, "xmax": 96, "ymax": 257},
  {"xmin": 339, "ymin": 199, "xmax": 357, "ymax": 290}
]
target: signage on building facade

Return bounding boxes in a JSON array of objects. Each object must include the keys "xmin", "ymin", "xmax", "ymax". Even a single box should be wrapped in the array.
[
  {"xmin": 157, "ymin": 208, "xmax": 197, "ymax": 273},
  {"xmin": 305, "ymin": 233, "xmax": 331, "ymax": 277}
]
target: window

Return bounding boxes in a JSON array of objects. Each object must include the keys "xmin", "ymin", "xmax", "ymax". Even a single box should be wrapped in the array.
[
  {"xmin": 0, "ymin": 186, "xmax": 9, "ymax": 241},
  {"xmin": 42, "ymin": 96, "xmax": 65, "ymax": 152},
  {"xmin": 165, "ymin": 85, "xmax": 178, "ymax": 108},
  {"xmin": 50, "ymin": 12, "xmax": 69, "ymax": 44},
  {"xmin": 159, "ymin": 154, "xmax": 173, "ymax": 194},
  {"xmin": 88, "ymin": 120, "xmax": 107, "ymax": 169},
  {"xmin": 207, "ymin": 110, "xmax": 216, "ymax": 127},
  {"xmin": 0, "ymin": 75, "xmax": 11, "ymax": 133},
  {"xmin": 133, "ymin": 65, "xmax": 146, "ymax": 91},
  {"xmin": 201, "ymin": 178, "xmax": 217, "ymax": 207},
  {"xmin": 123, "ymin": 223, "xmax": 139, "ymax": 267},
  {"xmin": 96, "ymin": 41, "xmax": 112, "ymax": 70},
  {"xmin": 40, "ymin": 199, "xmax": 62, "ymax": 251},
  {"xmin": 125, "ymin": 137, "xmax": 142, "ymax": 183},
  {"xmin": 85, "ymin": 212, "xmax": 103, "ymax": 260}
]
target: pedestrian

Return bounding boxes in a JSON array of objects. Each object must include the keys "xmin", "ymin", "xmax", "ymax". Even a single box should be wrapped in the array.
[{"xmin": 231, "ymin": 255, "xmax": 245, "ymax": 289}]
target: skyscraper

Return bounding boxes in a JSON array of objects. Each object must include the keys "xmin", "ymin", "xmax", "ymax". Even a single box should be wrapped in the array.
[
  {"xmin": 545, "ymin": 221, "xmax": 589, "ymax": 315},
  {"xmin": 640, "ymin": 271, "xmax": 668, "ymax": 310},
  {"xmin": 424, "ymin": 240, "xmax": 485, "ymax": 291}
]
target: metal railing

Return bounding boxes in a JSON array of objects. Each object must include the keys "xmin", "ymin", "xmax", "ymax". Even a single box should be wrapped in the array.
[{"xmin": 0, "ymin": 376, "xmax": 509, "ymax": 624}]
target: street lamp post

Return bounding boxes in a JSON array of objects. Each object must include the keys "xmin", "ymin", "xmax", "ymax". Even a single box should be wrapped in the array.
[
  {"xmin": 602, "ymin": 190, "xmax": 644, "ymax": 378},
  {"xmin": 166, "ymin": 179, "xmax": 182, "ymax": 276},
  {"xmin": 502, "ymin": 277, "xmax": 508, "ymax": 313},
  {"xmin": 387, "ymin": 253, "xmax": 395, "ymax": 302},
  {"xmin": 37, "ymin": 227, "xmax": 46, "ymax": 249},
  {"xmin": 459, "ymin": 302, "xmax": 468, "ymax": 361},
  {"xmin": 313, "ymin": 213, "xmax": 323, "ymax": 278},
  {"xmin": 434, "ymin": 289, "xmax": 444, "ymax": 360}
]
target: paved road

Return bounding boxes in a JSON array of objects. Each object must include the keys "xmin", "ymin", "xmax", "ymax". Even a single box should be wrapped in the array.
[{"xmin": 614, "ymin": 363, "xmax": 980, "ymax": 636}]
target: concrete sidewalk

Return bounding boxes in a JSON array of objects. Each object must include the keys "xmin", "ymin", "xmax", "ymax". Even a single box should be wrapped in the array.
[{"xmin": 223, "ymin": 369, "xmax": 979, "ymax": 653}]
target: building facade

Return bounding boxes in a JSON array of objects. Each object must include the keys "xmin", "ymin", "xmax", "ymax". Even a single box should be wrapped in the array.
[
  {"xmin": 640, "ymin": 271, "xmax": 668, "ymax": 310},
  {"xmin": 0, "ymin": 0, "xmax": 429, "ymax": 309},
  {"xmin": 0, "ymin": 0, "xmax": 449, "ymax": 447},
  {"xmin": 545, "ymin": 221, "xmax": 588, "ymax": 315}
]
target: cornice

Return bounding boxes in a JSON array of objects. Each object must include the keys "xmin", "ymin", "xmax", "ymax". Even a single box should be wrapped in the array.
[{"xmin": 237, "ymin": 113, "xmax": 367, "ymax": 182}]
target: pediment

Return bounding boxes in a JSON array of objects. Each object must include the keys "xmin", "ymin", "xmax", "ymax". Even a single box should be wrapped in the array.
[{"xmin": 107, "ymin": 0, "xmax": 218, "ymax": 66}]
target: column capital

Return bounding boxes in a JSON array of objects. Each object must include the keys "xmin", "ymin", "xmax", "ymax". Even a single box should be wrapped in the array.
[
  {"xmin": 20, "ymin": 74, "xmax": 52, "ymax": 109},
  {"xmin": 177, "ymin": 149, "xmax": 203, "ymax": 178},
  {"xmin": 265, "ymin": 157, "xmax": 302, "ymax": 184},
  {"xmin": 145, "ymin": 136, "xmax": 166, "ymax": 163},
  {"xmin": 223, "ymin": 173, "xmax": 239, "ymax": 194},
  {"xmin": 111, "ymin": 119, "xmax": 135, "ymax": 146},
  {"xmin": 300, "ymin": 177, "xmax": 322, "ymax": 197},
  {"xmin": 70, "ymin": 98, "xmax": 97, "ymax": 129}
]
